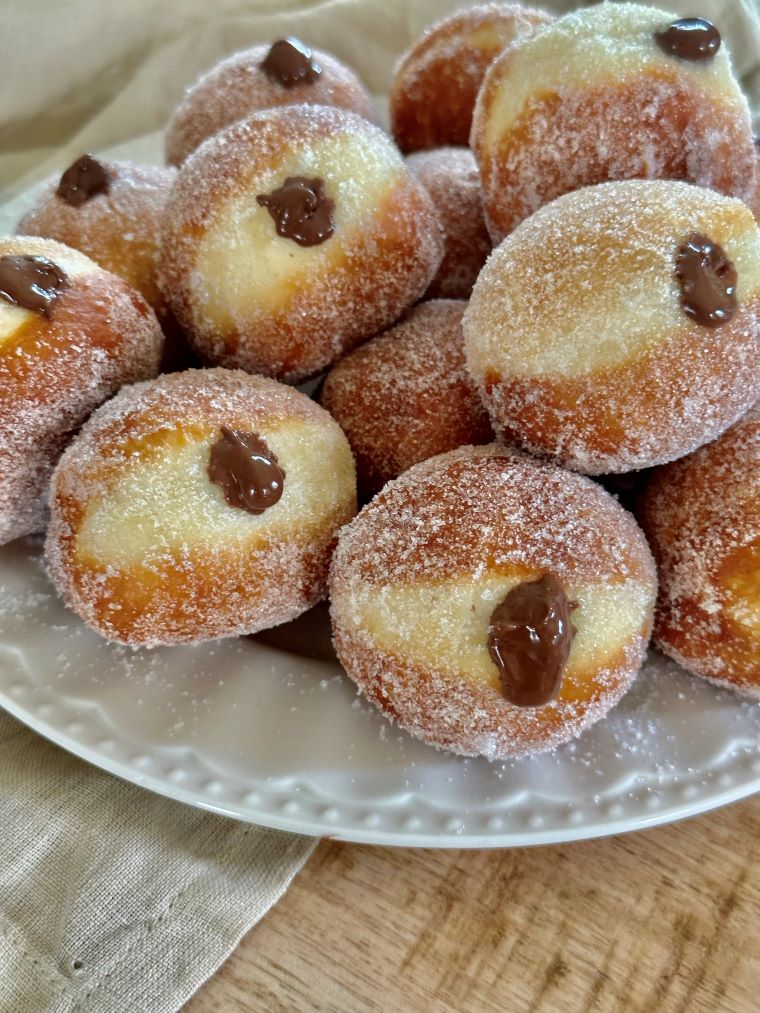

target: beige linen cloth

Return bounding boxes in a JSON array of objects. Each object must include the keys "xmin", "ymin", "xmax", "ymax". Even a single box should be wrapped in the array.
[{"xmin": 0, "ymin": 2, "xmax": 759, "ymax": 1012}]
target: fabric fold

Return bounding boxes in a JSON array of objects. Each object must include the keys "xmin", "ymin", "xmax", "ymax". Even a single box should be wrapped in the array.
[{"xmin": 0, "ymin": 712, "xmax": 316, "ymax": 1013}]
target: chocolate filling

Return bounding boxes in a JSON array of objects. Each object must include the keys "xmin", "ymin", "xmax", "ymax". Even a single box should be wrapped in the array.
[
  {"xmin": 260, "ymin": 38, "xmax": 321, "ymax": 87},
  {"xmin": 57, "ymin": 154, "xmax": 110, "ymax": 207},
  {"xmin": 257, "ymin": 176, "xmax": 335, "ymax": 247},
  {"xmin": 654, "ymin": 18, "xmax": 721, "ymax": 61},
  {"xmin": 0, "ymin": 254, "xmax": 68, "ymax": 317},
  {"xmin": 208, "ymin": 427, "xmax": 285, "ymax": 515},
  {"xmin": 487, "ymin": 574, "xmax": 577, "ymax": 707},
  {"xmin": 675, "ymin": 233, "xmax": 737, "ymax": 328}
]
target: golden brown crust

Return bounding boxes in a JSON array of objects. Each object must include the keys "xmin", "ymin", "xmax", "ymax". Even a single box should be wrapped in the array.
[
  {"xmin": 46, "ymin": 368, "xmax": 357, "ymax": 646},
  {"xmin": 471, "ymin": 4, "xmax": 758, "ymax": 241},
  {"xmin": 165, "ymin": 45, "xmax": 374, "ymax": 166},
  {"xmin": 475, "ymin": 75, "xmax": 758, "ymax": 241},
  {"xmin": 639, "ymin": 404, "xmax": 760, "ymax": 692},
  {"xmin": 159, "ymin": 105, "xmax": 444, "ymax": 383},
  {"xmin": 332, "ymin": 626, "xmax": 647, "ymax": 759},
  {"xmin": 390, "ymin": 4, "xmax": 551, "ymax": 152},
  {"xmin": 321, "ymin": 300, "xmax": 493, "ymax": 500},
  {"xmin": 329, "ymin": 446, "xmax": 656, "ymax": 759},
  {"xmin": 482, "ymin": 294, "xmax": 760, "ymax": 474},
  {"xmin": 406, "ymin": 148, "xmax": 492, "ymax": 299},
  {"xmin": 17, "ymin": 161, "xmax": 176, "ymax": 309},
  {"xmin": 464, "ymin": 180, "xmax": 760, "ymax": 474},
  {"xmin": 0, "ymin": 237, "xmax": 163, "ymax": 544},
  {"xmin": 333, "ymin": 447, "xmax": 655, "ymax": 587}
]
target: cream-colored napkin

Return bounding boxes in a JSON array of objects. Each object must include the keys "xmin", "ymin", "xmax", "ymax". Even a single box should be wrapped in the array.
[
  {"xmin": 1, "ymin": 2, "xmax": 759, "ymax": 1012},
  {"xmin": 0, "ymin": 712, "xmax": 315, "ymax": 1013}
]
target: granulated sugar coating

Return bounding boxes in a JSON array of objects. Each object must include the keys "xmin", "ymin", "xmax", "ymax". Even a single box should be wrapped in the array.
[
  {"xmin": 329, "ymin": 445, "xmax": 657, "ymax": 760},
  {"xmin": 160, "ymin": 104, "xmax": 444, "ymax": 383},
  {"xmin": 464, "ymin": 179, "xmax": 760, "ymax": 475},
  {"xmin": 390, "ymin": 3, "xmax": 552, "ymax": 152},
  {"xmin": 471, "ymin": 2, "xmax": 758, "ymax": 241},
  {"xmin": 641, "ymin": 403, "xmax": 760, "ymax": 695},
  {"xmin": 406, "ymin": 148, "xmax": 492, "ymax": 299},
  {"xmin": 17, "ymin": 160, "xmax": 176, "ymax": 310},
  {"xmin": 165, "ymin": 44, "xmax": 374, "ymax": 167},
  {"xmin": 0, "ymin": 235, "xmax": 162, "ymax": 546},
  {"xmin": 45, "ymin": 368, "xmax": 357, "ymax": 647},
  {"xmin": 320, "ymin": 300, "xmax": 493, "ymax": 500}
]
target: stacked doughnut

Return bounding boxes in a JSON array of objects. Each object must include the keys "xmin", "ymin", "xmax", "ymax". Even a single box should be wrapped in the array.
[
  {"xmin": 0, "ymin": 236, "xmax": 163, "ymax": 543},
  {"xmin": 470, "ymin": 3, "xmax": 759, "ymax": 240},
  {"xmin": 3, "ymin": 4, "xmax": 759, "ymax": 763},
  {"xmin": 640, "ymin": 406, "xmax": 760, "ymax": 696}
]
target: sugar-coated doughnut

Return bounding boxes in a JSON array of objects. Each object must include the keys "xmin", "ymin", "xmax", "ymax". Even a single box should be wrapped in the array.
[
  {"xmin": 463, "ymin": 180, "xmax": 760, "ymax": 474},
  {"xmin": 329, "ymin": 445, "xmax": 656, "ymax": 760},
  {"xmin": 160, "ymin": 105, "xmax": 444, "ymax": 383},
  {"xmin": 17, "ymin": 156, "xmax": 176, "ymax": 313},
  {"xmin": 165, "ymin": 39, "xmax": 374, "ymax": 166},
  {"xmin": 472, "ymin": 3, "xmax": 758, "ymax": 241},
  {"xmin": 46, "ymin": 368, "xmax": 357, "ymax": 647},
  {"xmin": 390, "ymin": 4, "xmax": 552, "ymax": 152},
  {"xmin": 0, "ymin": 236, "xmax": 162, "ymax": 545},
  {"xmin": 640, "ymin": 404, "xmax": 760, "ymax": 695},
  {"xmin": 406, "ymin": 148, "xmax": 492, "ymax": 299},
  {"xmin": 320, "ymin": 300, "xmax": 493, "ymax": 500}
]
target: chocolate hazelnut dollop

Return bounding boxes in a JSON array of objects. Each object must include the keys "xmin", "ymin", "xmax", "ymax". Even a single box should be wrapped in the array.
[
  {"xmin": 654, "ymin": 18, "xmax": 721, "ymax": 61},
  {"xmin": 0, "ymin": 254, "xmax": 68, "ymax": 317},
  {"xmin": 675, "ymin": 233, "xmax": 738, "ymax": 328},
  {"xmin": 260, "ymin": 38, "xmax": 321, "ymax": 87},
  {"xmin": 487, "ymin": 574, "xmax": 577, "ymax": 707},
  {"xmin": 208, "ymin": 427, "xmax": 285, "ymax": 514},
  {"xmin": 57, "ymin": 154, "xmax": 110, "ymax": 207},
  {"xmin": 257, "ymin": 176, "xmax": 335, "ymax": 247}
]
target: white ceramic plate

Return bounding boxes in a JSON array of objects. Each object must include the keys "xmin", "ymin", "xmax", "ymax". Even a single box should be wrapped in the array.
[{"xmin": 2, "ymin": 137, "xmax": 759, "ymax": 848}]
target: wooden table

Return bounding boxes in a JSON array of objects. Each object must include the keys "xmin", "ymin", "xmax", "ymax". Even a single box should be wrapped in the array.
[{"xmin": 187, "ymin": 796, "xmax": 760, "ymax": 1011}]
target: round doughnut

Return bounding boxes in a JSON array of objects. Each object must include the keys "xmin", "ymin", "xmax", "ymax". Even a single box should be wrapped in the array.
[
  {"xmin": 640, "ymin": 404, "xmax": 760, "ymax": 695},
  {"xmin": 406, "ymin": 148, "xmax": 492, "ymax": 299},
  {"xmin": 0, "ymin": 236, "xmax": 163, "ymax": 545},
  {"xmin": 320, "ymin": 300, "xmax": 493, "ymax": 500},
  {"xmin": 45, "ymin": 368, "xmax": 357, "ymax": 647},
  {"xmin": 390, "ymin": 4, "xmax": 552, "ymax": 153},
  {"xmin": 463, "ymin": 180, "xmax": 760, "ymax": 474},
  {"xmin": 471, "ymin": 4, "xmax": 758, "ymax": 241},
  {"xmin": 160, "ymin": 105, "xmax": 444, "ymax": 383},
  {"xmin": 165, "ymin": 39, "xmax": 374, "ymax": 166},
  {"xmin": 17, "ymin": 156, "xmax": 175, "ymax": 312},
  {"xmin": 329, "ymin": 445, "xmax": 656, "ymax": 760}
]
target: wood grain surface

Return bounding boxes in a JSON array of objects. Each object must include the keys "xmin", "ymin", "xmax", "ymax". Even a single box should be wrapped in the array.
[{"xmin": 186, "ymin": 796, "xmax": 760, "ymax": 1012}]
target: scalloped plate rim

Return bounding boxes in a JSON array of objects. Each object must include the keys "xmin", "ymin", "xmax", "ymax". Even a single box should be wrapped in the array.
[
  {"xmin": 1, "ymin": 684, "xmax": 759, "ymax": 847},
  {"xmin": 2, "ymin": 134, "xmax": 760, "ymax": 848}
]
